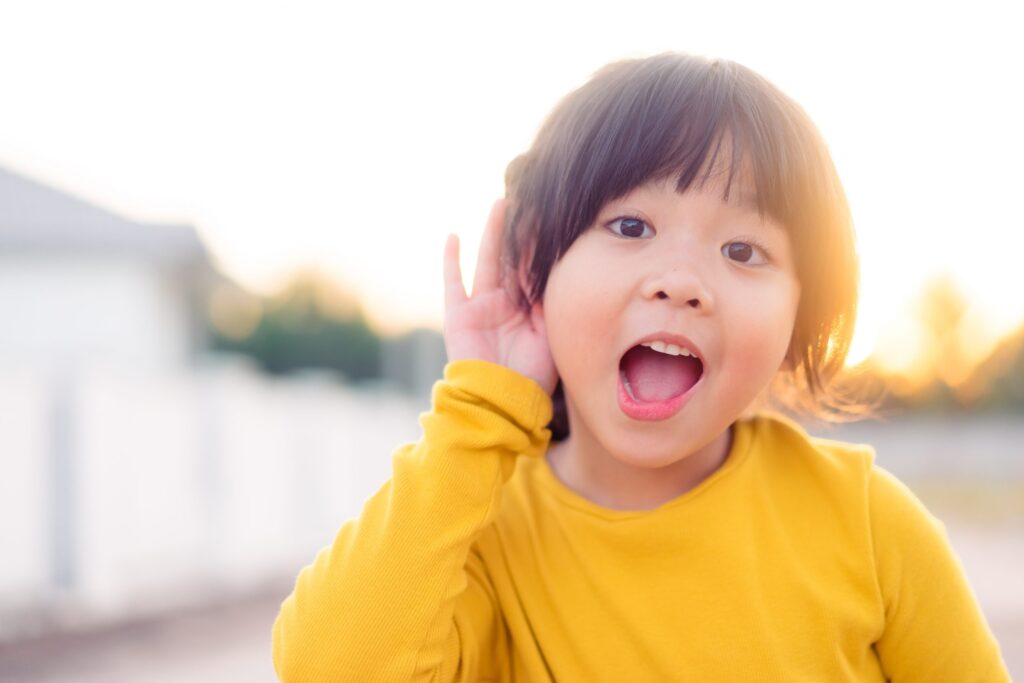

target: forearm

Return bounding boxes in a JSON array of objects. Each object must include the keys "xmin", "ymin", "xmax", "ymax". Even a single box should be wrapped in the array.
[{"xmin": 272, "ymin": 360, "xmax": 551, "ymax": 682}]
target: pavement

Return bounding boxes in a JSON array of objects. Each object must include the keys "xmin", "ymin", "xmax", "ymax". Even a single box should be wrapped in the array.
[{"xmin": 0, "ymin": 589, "xmax": 284, "ymax": 683}]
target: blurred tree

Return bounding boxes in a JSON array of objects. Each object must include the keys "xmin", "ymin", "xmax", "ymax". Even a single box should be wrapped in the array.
[
  {"xmin": 961, "ymin": 325, "xmax": 1024, "ymax": 410},
  {"xmin": 868, "ymin": 274, "xmax": 1023, "ymax": 413},
  {"xmin": 210, "ymin": 270, "xmax": 381, "ymax": 382},
  {"xmin": 917, "ymin": 274, "xmax": 971, "ymax": 389}
]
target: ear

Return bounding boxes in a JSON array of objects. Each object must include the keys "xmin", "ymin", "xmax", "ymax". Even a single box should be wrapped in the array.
[
  {"xmin": 530, "ymin": 298, "xmax": 547, "ymax": 336},
  {"xmin": 513, "ymin": 234, "xmax": 539, "ymax": 309}
]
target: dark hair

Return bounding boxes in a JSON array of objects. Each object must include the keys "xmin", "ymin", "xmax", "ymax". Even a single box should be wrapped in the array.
[{"xmin": 502, "ymin": 53, "xmax": 860, "ymax": 437}]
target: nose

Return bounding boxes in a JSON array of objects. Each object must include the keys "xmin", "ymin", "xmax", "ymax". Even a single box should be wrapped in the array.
[{"xmin": 641, "ymin": 261, "xmax": 714, "ymax": 312}]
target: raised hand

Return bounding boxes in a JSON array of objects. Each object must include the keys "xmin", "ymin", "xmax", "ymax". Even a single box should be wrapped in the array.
[{"xmin": 443, "ymin": 199, "xmax": 558, "ymax": 395}]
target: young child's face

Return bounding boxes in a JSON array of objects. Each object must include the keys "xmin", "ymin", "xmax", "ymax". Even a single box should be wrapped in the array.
[{"xmin": 541, "ymin": 174, "xmax": 800, "ymax": 465}]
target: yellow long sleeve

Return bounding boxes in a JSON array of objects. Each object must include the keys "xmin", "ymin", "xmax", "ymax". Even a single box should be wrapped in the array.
[
  {"xmin": 273, "ymin": 360, "xmax": 1009, "ymax": 681},
  {"xmin": 272, "ymin": 360, "xmax": 552, "ymax": 682}
]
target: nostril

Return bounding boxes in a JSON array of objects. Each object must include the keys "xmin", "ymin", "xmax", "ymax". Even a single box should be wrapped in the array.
[{"xmin": 654, "ymin": 291, "xmax": 703, "ymax": 308}]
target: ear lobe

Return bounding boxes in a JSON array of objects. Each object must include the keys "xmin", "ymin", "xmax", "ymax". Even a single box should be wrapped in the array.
[{"xmin": 530, "ymin": 299, "xmax": 547, "ymax": 336}]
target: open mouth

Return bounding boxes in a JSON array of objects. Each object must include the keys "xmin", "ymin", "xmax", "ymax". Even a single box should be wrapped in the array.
[{"xmin": 617, "ymin": 341, "xmax": 704, "ymax": 420}]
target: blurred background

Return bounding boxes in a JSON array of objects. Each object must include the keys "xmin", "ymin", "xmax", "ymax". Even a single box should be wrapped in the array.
[{"xmin": 1, "ymin": 0, "xmax": 1021, "ymax": 680}]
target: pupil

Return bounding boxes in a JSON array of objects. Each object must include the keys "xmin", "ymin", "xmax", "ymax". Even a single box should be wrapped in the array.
[
  {"xmin": 728, "ymin": 243, "xmax": 752, "ymax": 261},
  {"xmin": 622, "ymin": 219, "xmax": 644, "ymax": 237}
]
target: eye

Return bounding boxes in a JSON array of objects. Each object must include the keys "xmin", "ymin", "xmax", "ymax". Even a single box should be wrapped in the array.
[
  {"xmin": 607, "ymin": 217, "xmax": 654, "ymax": 239},
  {"xmin": 722, "ymin": 240, "xmax": 769, "ymax": 265}
]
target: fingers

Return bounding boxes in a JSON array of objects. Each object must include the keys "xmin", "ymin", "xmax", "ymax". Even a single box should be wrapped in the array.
[
  {"xmin": 443, "ymin": 233, "xmax": 467, "ymax": 310},
  {"xmin": 471, "ymin": 198, "xmax": 507, "ymax": 298}
]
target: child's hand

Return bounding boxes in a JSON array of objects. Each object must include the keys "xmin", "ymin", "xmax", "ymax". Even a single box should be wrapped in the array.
[{"xmin": 443, "ymin": 199, "xmax": 558, "ymax": 395}]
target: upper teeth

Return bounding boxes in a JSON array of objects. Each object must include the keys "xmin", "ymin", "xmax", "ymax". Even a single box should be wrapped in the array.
[{"xmin": 641, "ymin": 341, "xmax": 694, "ymax": 357}]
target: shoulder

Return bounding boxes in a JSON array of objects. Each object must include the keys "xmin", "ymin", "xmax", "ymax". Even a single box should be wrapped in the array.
[
  {"xmin": 744, "ymin": 413, "xmax": 936, "ymax": 529},
  {"xmin": 739, "ymin": 413, "xmax": 886, "ymax": 554},
  {"xmin": 742, "ymin": 412, "xmax": 877, "ymax": 484},
  {"xmin": 743, "ymin": 418, "xmax": 1007, "ymax": 677},
  {"xmin": 745, "ymin": 415, "xmax": 950, "ymax": 565}
]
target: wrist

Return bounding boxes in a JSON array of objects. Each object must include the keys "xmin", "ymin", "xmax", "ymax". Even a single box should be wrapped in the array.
[{"xmin": 442, "ymin": 359, "xmax": 554, "ymax": 432}]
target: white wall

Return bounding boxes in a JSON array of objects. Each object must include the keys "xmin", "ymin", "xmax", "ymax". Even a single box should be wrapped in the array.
[
  {"xmin": 0, "ymin": 359, "xmax": 424, "ymax": 639},
  {"xmin": 0, "ymin": 366, "xmax": 51, "ymax": 611},
  {"xmin": 0, "ymin": 256, "xmax": 191, "ymax": 371}
]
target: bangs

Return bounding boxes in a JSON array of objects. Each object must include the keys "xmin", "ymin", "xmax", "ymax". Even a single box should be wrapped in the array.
[
  {"xmin": 560, "ymin": 59, "xmax": 787, "ymax": 222},
  {"xmin": 505, "ymin": 54, "xmax": 844, "ymax": 304}
]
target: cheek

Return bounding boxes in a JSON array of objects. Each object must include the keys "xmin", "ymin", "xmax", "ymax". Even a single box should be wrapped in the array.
[
  {"xmin": 545, "ymin": 297, "xmax": 598, "ymax": 375},
  {"xmin": 729, "ymin": 334, "xmax": 790, "ymax": 383},
  {"xmin": 726, "ymin": 279, "xmax": 800, "ymax": 371},
  {"xmin": 543, "ymin": 262, "xmax": 620, "ymax": 385}
]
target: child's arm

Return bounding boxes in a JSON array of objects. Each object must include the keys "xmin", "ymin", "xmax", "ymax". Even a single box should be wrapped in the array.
[
  {"xmin": 272, "ymin": 359, "xmax": 551, "ymax": 682},
  {"xmin": 272, "ymin": 199, "xmax": 557, "ymax": 682},
  {"xmin": 869, "ymin": 466, "xmax": 1011, "ymax": 681}
]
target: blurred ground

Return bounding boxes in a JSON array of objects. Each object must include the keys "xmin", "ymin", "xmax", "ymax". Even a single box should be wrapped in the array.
[
  {"xmin": 946, "ymin": 522, "xmax": 1024, "ymax": 678},
  {"xmin": 0, "ymin": 587, "xmax": 285, "ymax": 683}
]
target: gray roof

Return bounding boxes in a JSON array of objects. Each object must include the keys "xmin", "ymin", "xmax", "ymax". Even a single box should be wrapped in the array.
[{"xmin": 0, "ymin": 164, "xmax": 209, "ymax": 266}]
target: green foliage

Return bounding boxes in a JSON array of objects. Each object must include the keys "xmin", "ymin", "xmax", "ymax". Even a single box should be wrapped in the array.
[
  {"xmin": 968, "ymin": 326, "xmax": 1024, "ymax": 411},
  {"xmin": 210, "ymin": 272, "xmax": 381, "ymax": 382}
]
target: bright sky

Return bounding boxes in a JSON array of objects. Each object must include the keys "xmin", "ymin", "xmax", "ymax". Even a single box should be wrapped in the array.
[{"xmin": 2, "ymin": 1, "xmax": 1021, "ymax": 367}]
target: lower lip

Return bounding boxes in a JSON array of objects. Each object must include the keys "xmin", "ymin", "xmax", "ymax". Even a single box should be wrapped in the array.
[{"xmin": 616, "ymin": 371, "xmax": 700, "ymax": 421}]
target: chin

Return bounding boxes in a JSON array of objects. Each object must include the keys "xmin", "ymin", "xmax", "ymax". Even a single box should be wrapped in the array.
[{"xmin": 603, "ymin": 429, "xmax": 713, "ymax": 470}]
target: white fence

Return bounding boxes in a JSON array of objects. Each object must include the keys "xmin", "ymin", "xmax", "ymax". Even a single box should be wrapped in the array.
[
  {"xmin": 4, "ymin": 357, "xmax": 1023, "ymax": 645},
  {"xmin": 0, "ymin": 358, "xmax": 425, "ymax": 640}
]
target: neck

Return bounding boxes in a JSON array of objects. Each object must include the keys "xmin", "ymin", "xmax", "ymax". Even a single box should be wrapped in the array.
[{"xmin": 545, "ymin": 424, "xmax": 733, "ymax": 512}]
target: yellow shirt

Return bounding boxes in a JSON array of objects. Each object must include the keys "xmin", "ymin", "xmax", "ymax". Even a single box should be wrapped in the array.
[{"xmin": 272, "ymin": 360, "xmax": 1009, "ymax": 682}]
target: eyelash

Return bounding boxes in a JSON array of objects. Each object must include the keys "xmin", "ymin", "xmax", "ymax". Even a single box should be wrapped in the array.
[
  {"xmin": 604, "ymin": 214, "xmax": 775, "ymax": 265},
  {"xmin": 605, "ymin": 214, "xmax": 653, "ymax": 239},
  {"xmin": 724, "ymin": 237, "xmax": 774, "ymax": 266}
]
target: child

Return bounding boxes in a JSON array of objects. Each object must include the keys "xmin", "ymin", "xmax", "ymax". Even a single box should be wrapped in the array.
[{"xmin": 272, "ymin": 54, "xmax": 1009, "ymax": 681}]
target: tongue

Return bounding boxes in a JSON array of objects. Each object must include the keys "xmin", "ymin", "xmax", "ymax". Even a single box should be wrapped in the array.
[{"xmin": 621, "ymin": 346, "xmax": 702, "ymax": 402}]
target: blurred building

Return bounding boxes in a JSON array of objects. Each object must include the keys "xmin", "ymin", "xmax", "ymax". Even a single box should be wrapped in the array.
[
  {"xmin": 0, "ymin": 165, "xmax": 215, "ymax": 372},
  {"xmin": 381, "ymin": 328, "xmax": 447, "ymax": 401},
  {"xmin": 0, "ymin": 165, "xmax": 421, "ymax": 643}
]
